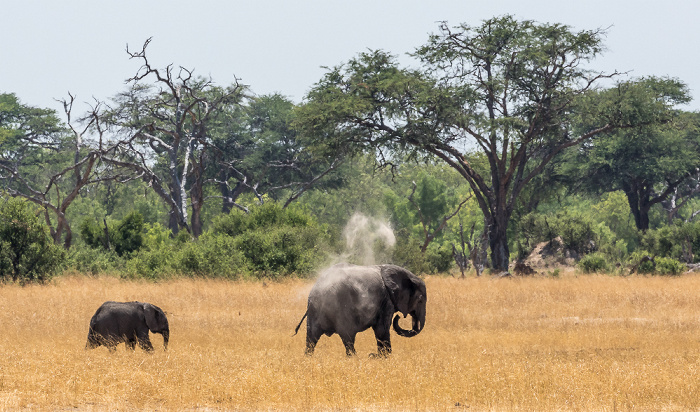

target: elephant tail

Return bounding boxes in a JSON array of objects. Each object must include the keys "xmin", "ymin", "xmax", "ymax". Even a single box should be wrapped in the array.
[{"xmin": 293, "ymin": 311, "xmax": 307, "ymax": 336}]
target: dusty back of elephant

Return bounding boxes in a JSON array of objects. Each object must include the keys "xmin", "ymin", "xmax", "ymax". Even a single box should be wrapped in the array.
[
  {"xmin": 86, "ymin": 301, "xmax": 169, "ymax": 352},
  {"xmin": 297, "ymin": 263, "xmax": 426, "ymax": 356}
]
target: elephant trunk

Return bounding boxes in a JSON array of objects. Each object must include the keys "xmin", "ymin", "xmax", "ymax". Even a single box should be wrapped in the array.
[
  {"xmin": 393, "ymin": 311, "xmax": 424, "ymax": 338},
  {"xmin": 162, "ymin": 329, "xmax": 169, "ymax": 351}
]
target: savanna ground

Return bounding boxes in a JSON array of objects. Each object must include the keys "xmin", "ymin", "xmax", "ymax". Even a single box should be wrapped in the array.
[{"xmin": 1, "ymin": 271, "xmax": 700, "ymax": 411}]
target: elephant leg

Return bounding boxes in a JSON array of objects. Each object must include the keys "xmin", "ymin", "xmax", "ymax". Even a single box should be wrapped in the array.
[
  {"xmin": 126, "ymin": 339, "xmax": 137, "ymax": 351},
  {"xmin": 137, "ymin": 332, "xmax": 154, "ymax": 352},
  {"xmin": 85, "ymin": 333, "xmax": 99, "ymax": 350},
  {"xmin": 305, "ymin": 336, "xmax": 318, "ymax": 356},
  {"xmin": 305, "ymin": 320, "xmax": 323, "ymax": 356},
  {"xmin": 340, "ymin": 334, "xmax": 357, "ymax": 357},
  {"xmin": 372, "ymin": 324, "xmax": 392, "ymax": 357}
]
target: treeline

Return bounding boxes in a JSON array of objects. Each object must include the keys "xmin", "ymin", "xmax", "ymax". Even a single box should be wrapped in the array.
[{"xmin": 1, "ymin": 16, "xmax": 699, "ymax": 283}]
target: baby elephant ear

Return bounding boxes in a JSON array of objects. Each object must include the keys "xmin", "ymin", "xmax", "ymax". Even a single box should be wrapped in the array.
[
  {"xmin": 143, "ymin": 303, "xmax": 166, "ymax": 333},
  {"xmin": 380, "ymin": 265, "xmax": 414, "ymax": 317}
]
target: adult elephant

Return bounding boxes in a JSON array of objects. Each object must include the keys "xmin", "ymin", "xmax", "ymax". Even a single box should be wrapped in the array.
[
  {"xmin": 85, "ymin": 301, "xmax": 169, "ymax": 352},
  {"xmin": 294, "ymin": 263, "xmax": 426, "ymax": 357}
]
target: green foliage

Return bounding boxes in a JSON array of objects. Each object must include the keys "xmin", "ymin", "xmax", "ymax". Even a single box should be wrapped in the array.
[
  {"xmin": 425, "ymin": 242, "xmax": 454, "ymax": 273},
  {"xmin": 71, "ymin": 202, "xmax": 326, "ymax": 279},
  {"xmin": 0, "ymin": 93, "xmax": 65, "ymax": 149},
  {"xmin": 628, "ymin": 251, "xmax": 657, "ymax": 274},
  {"xmin": 390, "ymin": 228, "xmax": 453, "ymax": 274},
  {"xmin": 79, "ymin": 211, "xmax": 145, "ymax": 257},
  {"xmin": 79, "ymin": 219, "xmax": 106, "ymax": 250},
  {"xmin": 112, "ymin": 212, "xmax": 144, "ymax": 256},
  {"xmin": 65, "ymin": 245, "xmax": 123, "ymax": 276},
  {"xmin": 123, "ymin": 243, "xmax": 175, "ymax": 280},
  {"xmin": 577, "ymin": 252, "xmax": 609, "ymax": 273},
  {"xmin": 516, "ymin": 210, "xmax": 597, "ymax": 257},
  {"xmin": 209, "ymin": 202, "xmax": 325, "ymax": 277},
  {"xmin": 569, "ymin": 92, "xmax": 699, "ymax": 231},
  {"xmin": 654, "ymin": 257, "xmax": 685, "ymax": 276},
  {"xmin": 627, "ymin": 251, "xmax": 685, "ymax": 276},
  {"xmin": 639, "ymin": 220, "xmax": 700, "ymax": 262},
  {"xmin": 0, "ymin": 197, "xmax": 64, "ymax": 283},
  {"xmin": 391, "ymin": 229, "xmax": 432, "ymax": 275},
  {"xmin": 590, "ymin": 191, "xmax": 639, "ymax": 251}
]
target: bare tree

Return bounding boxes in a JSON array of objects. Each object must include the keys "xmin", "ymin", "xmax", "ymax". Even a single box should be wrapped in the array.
[
  {"xmin": 0, "ymin": 93, "xmax": 125, "ymax": 248},
  {"xmin": 96, "ymin": 38, "xmax": 247, "ymax": 237}
]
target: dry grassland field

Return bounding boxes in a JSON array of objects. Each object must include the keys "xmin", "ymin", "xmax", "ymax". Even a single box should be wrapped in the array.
[{"xmin": 1, "ymin": 272, "xmax": 700, "ymax": 411}]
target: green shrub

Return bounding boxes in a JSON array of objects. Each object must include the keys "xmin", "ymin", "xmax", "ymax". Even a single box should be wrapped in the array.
[
  {"xmin": 79, "ymin": 218, "xmax": 107, "ymax": 250},
  {"xmin": 640, "ymin": 221, "xmax": 700, "ymax": 263},
  {"xmin": 627, "ymin": 252, "xmax": 685, "ymax": 276},
  {"xmin": 558, "ymin": 214, "xmax": 597, "ymax": 254},
  {"xmin": 210, "ymin": 202, "xmax": 314, "ymax": 237},
  {"xmin": 210, "ymin": 202, "xmax": 325, "ymax": 277},
  {"xmin": 79, "ymin": 211, "xmax": 145, "ymax": 257},
  {"xmin": 517, "ymin": 211, "xmax": 597, "ymax": 257},
  {"xmin": 390, "ymin": 229, "xmax": 454, "ymax": 275},
  {"xmin": 425, "ymin": 243, "xmax": 454, "ymax": 273},
  {"xmin": 112, "ymin": 212, "xmax": 144, "ymax": 256},
  {"xmin": 577, "ymin": 252, "xmax": 609, "ymax": 273},
  {"xmin": 628, "ymin": 251, "xmax": 657, "ymax": 274},
  {"xmin": 391, "ymin": 233, "xmax": 431, "ymax": 275},
  {"xmin": 65, "ymin": 245, "xmax": 123, "ymax": 275},
  {"xmin": 0, "ymin": 197, "xmax": 64, "ymax": 283},
  {"xmin": 233, "ymin": 226, "xmax": 319, "ymax": 277},
  {"xmin": 170, "ymin": 234, "xmax": 250, "ymax": 279},
  {"xmin": 654, "ymin": 257, "xmax": 685, "ymax": 276},
  {"xmin": 123, "ymin": 243, "xmax": 175, "ymax": 280}
]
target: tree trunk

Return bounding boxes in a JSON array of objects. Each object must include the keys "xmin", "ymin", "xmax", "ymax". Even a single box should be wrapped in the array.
[
  {"xmin": 52, "ymin": 212, "xmax": 73, "ymax": 249},
  {"xmin": 488, "ymin": 216, "xmax": 510, "ymax": 272},
  {"xmin": 168, "ymin": 210, "xmax": 180, "ymax": 235},
  {"xmin": 190, "ymin": 182, "xmax": 204, "ymax": 238},
  {"xmin": 220, "ymin": 170, "xmax": 234, "ymax": 214},
  {"xmin": 632, "ymin": 206, "xmax": 651, "ymax": 232},
  {"xmin": 190, "ymin": 205, "xmax": 203, "ymax": 238},
  {"xmin": 623, "ymin": 182, "xmax": 651, "ymax": 231}
]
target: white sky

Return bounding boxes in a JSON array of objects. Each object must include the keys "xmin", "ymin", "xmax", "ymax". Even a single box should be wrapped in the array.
[{"xmin": 2, "ymin": 0, "xmax": 698, "ymax": 114}]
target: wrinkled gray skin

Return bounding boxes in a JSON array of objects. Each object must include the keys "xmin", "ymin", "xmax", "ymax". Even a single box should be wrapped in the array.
[
  {"xmin": 85, "ymin": 301, "xmax": 169, "ymax": 352},
  {"xmin": 294, "ymin": 263, "xmax": 427, "ymax": 357}
]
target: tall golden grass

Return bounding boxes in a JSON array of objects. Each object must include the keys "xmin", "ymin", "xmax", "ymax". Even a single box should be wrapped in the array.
[{"xmin": 1, "ymin": 272, "xmax": 700, "ymax": 410}]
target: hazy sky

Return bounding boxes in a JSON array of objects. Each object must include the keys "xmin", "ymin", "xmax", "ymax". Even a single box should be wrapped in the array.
[{"xmin": 2, "ymin": 0, "xmax": 698, "ymax": 114}]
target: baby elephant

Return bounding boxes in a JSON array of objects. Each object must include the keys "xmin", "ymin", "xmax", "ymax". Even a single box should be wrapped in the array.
[{"xmin": 86, "ymin": 301, "xmax": 169, "ymax": 352}]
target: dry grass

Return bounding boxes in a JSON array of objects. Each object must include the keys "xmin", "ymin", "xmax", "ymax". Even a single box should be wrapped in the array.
[{"xmin": 2, "ymin": 272, "xmax": 700, "ymax": 411}]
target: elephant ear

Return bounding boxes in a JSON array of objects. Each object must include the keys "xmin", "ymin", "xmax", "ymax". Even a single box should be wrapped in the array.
[
  {"xmin": 143, "ymin": 303, "xmax": 166, "ymax": 333},
  {"xmin": 380, "ymin": 265, "xmax": 415, "ymax": 316}
]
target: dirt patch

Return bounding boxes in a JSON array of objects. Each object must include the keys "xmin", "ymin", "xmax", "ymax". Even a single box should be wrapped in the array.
[{"xmin": 519, "ymin": 237, "xmax": 579, "ymax": 273}]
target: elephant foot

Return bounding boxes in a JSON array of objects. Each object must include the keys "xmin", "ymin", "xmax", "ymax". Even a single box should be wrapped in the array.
[{"xmin": 368, "ymin": 352, "xmax": 390, "ymax": 359}]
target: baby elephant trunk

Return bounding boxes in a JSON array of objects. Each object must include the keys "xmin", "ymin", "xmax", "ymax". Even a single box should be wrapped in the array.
[
  {"xmin": 161, "ymin": 329, "xmax": 169, "ymax": 351},
  {"xmin": 393, "ymin": 311, "xmax": 424, "ymax": 338}
]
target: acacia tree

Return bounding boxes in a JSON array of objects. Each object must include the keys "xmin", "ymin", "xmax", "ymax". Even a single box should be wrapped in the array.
[
  {"xmin": 571, "ymin": 104, "xmax": 698, "ymax": 231},
  {"xmin": 297, "ymin": 16, "xmax": 683, "ymax": 270}
]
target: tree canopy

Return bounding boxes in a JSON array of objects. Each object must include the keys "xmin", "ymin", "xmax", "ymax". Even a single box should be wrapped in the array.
[{"xmin": 297, "ymin": 16, "xmax": 686, "ymax": 270}]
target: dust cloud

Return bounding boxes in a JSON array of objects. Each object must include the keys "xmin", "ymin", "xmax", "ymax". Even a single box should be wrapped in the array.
[{"xmin": 340, "ymin": 212, "xmax": 396, "ymax": 266}]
